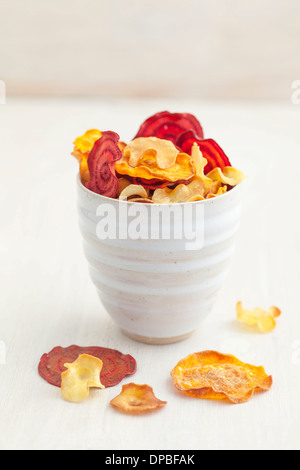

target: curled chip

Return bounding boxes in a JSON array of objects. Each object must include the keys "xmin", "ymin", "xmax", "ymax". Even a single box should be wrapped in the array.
[
  {"xmin": 74, "ymin": 129, "xmax": 102, "ymax": 154},
  {"xmin": 116, "ymin": 177, "xmax": 131, "ymax": 197},
  {"xmin": 119, "ymin": 184, "xmax": 149, "ymax": 201},
  {"xmin": 72, "ymin": 129, "xmax": 103, "ymax": 183},
  {"xmin": 110, "ymin": 383, "xmax": 167, "ymax": 414},
  {"xmin": 61, "ymin": 354, "xmax": 105, "ymax": 403},
  {"xmin": 129, "ymin": 198, "xmax": 154, "ymax": 204},
  {"xmin": 86, "ymin": 131, "xmax": 123, "ymax": 198},
  {"xmin": 236, "ymin": 301, "xmax": 281, "ymax": 333},
  {"xmin": 115, "ymin": 152, "xmax": 195, "ymax": 183},
  {"xmin": 38, "ymin": 345, "xmax": 137, "ymax": 388},
  {"xmin": 152, "ymin": 179, "xmax": 205, "ymax": 204},
  {"xmin": 171, "ymin": 351, "xmax": 272, "ymax": 404},
  {"xmin": 176, "ymin": 130, "xmax": 232, "ymax": 173},
  {"xmin": 134, "ymin": 111, "xmax": 204, "ymax": 144},
  {"xmin": 132, "ymin": 177, "xmax": 170, "ymax": 190},
  {"xmin": 124, "ymin": 137, "xmax": 179, "ymax": 169},
  {"xmin": 207, "ymin": 167, "xmax": 246, "ymax": 186}
]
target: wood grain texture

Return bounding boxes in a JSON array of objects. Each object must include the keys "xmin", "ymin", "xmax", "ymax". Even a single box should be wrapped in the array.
[{"xmin": 0, "ymin": 98, "xmax": 299, "ymax": 450}]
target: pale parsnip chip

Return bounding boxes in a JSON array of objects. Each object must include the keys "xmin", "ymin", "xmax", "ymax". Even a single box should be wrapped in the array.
[
  {"xmin": 207, "ymin": 166, "xmax": 246, "ymax": 186},
  {"xmin": 124, "ymin": 137, "xmax": 179, "ymax": 169},
  {"xmin": 61, "ymin": 354, "xmax": 105, "ymax": 403},
  {"xmin": 152, "ymin": 179, "xmax": 205, "ymax": 204},
  {"xmin": 119, "ymin": 184, "xmax": 149, "ymax": 201},
  {"xmin": 110, "ymin": 383, "xmax": 167, "ymax": 414},
  {"xmin": 117, "ymin": 178, "xmax": 132, "ymax": 197},
  {"xmin": 236, "ymin": 301, "xmax": 281, "ymax": 333},
  {"xmin": 191, "ymin": 143, "xmax": 213, "ymax": 190}
]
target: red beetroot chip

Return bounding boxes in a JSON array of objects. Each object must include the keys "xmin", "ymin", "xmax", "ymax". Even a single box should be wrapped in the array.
[
  {"xmin": 176, "ymin": 130, "xmax": 232, "ymax": 174},
  {"xmin": 132, "ymin": 177, "xmax": 170, "ymax": 190},
  {"xmin": 134, "ymin": 111, "xmax": 204, "ymax": 144},
  {"xmin": 38, "ymin": 345, "xmax": 137, "ymax": 388},
  {"xmin": 85, "ymin": 131, "xmax": 122, "ymax": 198}
]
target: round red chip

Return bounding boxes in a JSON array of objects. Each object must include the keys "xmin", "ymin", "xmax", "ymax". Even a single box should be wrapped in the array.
[
  {"xmin": 85, "ymin": 131, "xmax": 123, "ymax": 198},
  {"xmin": 38, "ymin": 345, "xmax": 137, "ymax": 388},
  {"xmin": 133, "ymin": 111, "xmax": 204, "ymax": 144},
  {"xmin": 176, "ymin": 130, "xmax": 232, "ymax": 174},
  {"xmin": 132, "ymin": 177, "xmax": 170, "ymax": 190}
]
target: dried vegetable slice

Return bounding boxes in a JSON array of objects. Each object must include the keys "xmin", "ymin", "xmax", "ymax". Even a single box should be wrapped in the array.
[
  {"xmin": 119, "ymin": 184, "xmax": 149, "ymax": 201},
  {"xmin": 72, "ymin": 129, "xmax": 103, "ymax": 183},
  {"xmin": 176, "ymin": 130, "xmax": 232, "ymax": 173},
  {"xmin": 110, "ymin": 383, "xmax": 167, "ymax": 414},
  {"xmin": 134, "ymin": 111, "xmax": 204, "ymax": 144},
  {"xmin": 124, "ymin": 137, "xmax": 179, "ymax": 169},
  {"xmin": 132, "ymin": 177, "xmax": 170, "ymax": 190},
  {"xmin": 236, "ymin": 301, "xmax": 281, "ymax": 333},
  {"xmin": 152, "ymin": 179, "xmax": 205, "ymax": 204},
  {"xmin": 207, "ymin": 167, "xmax": 246, "ymax": 186},
  {"xmin": 115, "ymin": 152, "xmax": 195, "ymax": 183},
  {"xmin": 38, "ymin": 345, "xmax": 137, "ymax": 388},
  {"xmin": 85, "ymin": 131, "xmax": 123, "ymax": 198},
  {"xmin": 61, "ymin": 354, "xmax": 105, "ymax": 403},
  {"xmin": 171, "ymin": 351, "xmax": 273, "ymax": 404}
]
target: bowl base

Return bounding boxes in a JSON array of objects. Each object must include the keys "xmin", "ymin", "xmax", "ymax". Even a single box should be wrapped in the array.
[{"xmin": 121, "ymin": 329, "xmax": 195, "ymax": 345}]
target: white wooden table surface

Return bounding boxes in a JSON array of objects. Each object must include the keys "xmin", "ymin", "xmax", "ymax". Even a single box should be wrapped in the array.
[{"xmin": 1, "ymin": 98, "xmax": 300, "ymax": 450}]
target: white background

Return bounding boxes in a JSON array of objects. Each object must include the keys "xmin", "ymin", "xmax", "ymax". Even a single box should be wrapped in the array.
[
  {"xmin": 0, "ymin": 0, "xmax": 299, "ymax": 100},
  {"xmin": 0, "ymin": 97, "xmax": 300, "ymax": 450}
]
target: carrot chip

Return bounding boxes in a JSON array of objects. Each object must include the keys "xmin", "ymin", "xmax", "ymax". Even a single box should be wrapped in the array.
[
  {"xmin": 171, "ymin": 350, "xmax": 272, "ymax": 404},
  {"xmin": 61, "ymin": 354, "xmax": 105, "ymax": 403},
  {"xmin": 236, "ymin": 301, "xmax": 281, "ymax": 333},
  {"xmin": 110, "ymin": 383, "xmax": 167, "ymax": 414}
]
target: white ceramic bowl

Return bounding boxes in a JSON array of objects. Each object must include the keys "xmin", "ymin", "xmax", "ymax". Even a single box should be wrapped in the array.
[{"xmin": 77, "ymin": 175, "xmax": 243, "ymax": 344}]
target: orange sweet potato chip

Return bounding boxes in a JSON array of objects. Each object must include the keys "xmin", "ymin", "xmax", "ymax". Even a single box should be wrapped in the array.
[
  {"xmin": 110, "ymin": 383, "xmax": 167, "ymax": 414},
  {"xmin": 171, "ymin": 351, "xmax": 272, "ymax": 404},
  {"xmin": 115, "ymin": 152, "xmax": 195, "ymax": 183}
]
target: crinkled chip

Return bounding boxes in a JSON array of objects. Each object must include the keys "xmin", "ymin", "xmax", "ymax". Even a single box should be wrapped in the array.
[
  {"xmin": 115, "ymin": 152, "xmax": 195, "ymax": 183},
  {"xmin": 110, "ymin": 383, "xmax": 167, "ymax": 414},
  {"xmin": 61, "ymin": 354, "xmax": 105, "ymax": 403},
  {"xmin": 176, "ymin": 131, "xmax": 232, "ymax": 173},
  {"xmin": 171, "ymin": 351, "xmax": 272, "ymax": 404},
  {"xmin": 134, "ymin": 111, "xmax": 204, "ymax": 144},
  {"xmin": 72, "ymin": 129, "xmax": 103, "ymax": 184},
  {"xmin": 207, "ymin": 166, "xmax": 246, "ymax": 186},
  {"xmin": 116, "ymin": 177, "xmax": 132, "ymax": 197},
  {"xmin": 38, "ymin": 345, "xmax": 137, "ymax": 388},
  {"xmin": 86, "ymin": 131, "xmax": 123, "ymax": 198},
  {"xmin": 124, "ymin": 137, "xmax": 180, "ymax": 169},
  {"xmin": 119, "ymin": 184, "xmax": 149, "ymax": 201},
  {"xmin": 152, "ymin": 179, "xmax": 205, "ymax": 204},
  {"xmin": 74, "ymin": 129, "xmax": 102, "ymax": 154},
  {"xmin": 236, "ymin": 301, "xmax": 281, "ymax": 333}
]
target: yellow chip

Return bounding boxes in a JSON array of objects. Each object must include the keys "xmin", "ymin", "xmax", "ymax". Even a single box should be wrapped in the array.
[
  {"xmin": 191, "ymin": 143, "xmax": 213, "ymax": 190},
  {"xmin": 61, "ymin": 354, "xmax": 105, "ymax": 403},
  {"xmin": 207, "ymin": 166, "xmax": 246, "ymax": 186},
  {"xmin": 236, "ymin": 301, "xmax": 281, "ymax": 333},
  {"xmin": 152, "ymin": 179, "xmax": 205, "ymax": 204},
  {"xmin": 73, "ymin": 129, "xmax": 102, "ymax": 154},
  {"xmin": 124, "ymin": 137, "xmax": 179, "ymax": 169}
]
